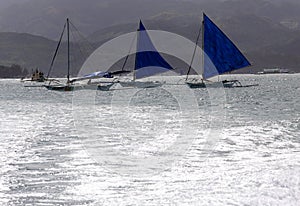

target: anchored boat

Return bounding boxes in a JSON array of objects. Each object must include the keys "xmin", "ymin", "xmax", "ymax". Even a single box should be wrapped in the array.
[
  {"xmin": 63, "ymin": 20, "xmax": 170, "ymax": 91},
  {"xmin": 186, "ymin": 13, "xmax": 257, "ymax": 88},
  {"xmin": 119, "ymin": 20, "xmax": 173, "ymax": 88}
]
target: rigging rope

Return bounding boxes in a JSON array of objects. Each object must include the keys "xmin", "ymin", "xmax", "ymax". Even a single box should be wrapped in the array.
[
  {"xmin": 69, "ymin": 21, "xmax": 97, "ymax": 76},
  {"xmin": 46, "ymin": 22, "xmax": 67, "ymax": 82},
  {"xmin": 185, "ymin": 22, "xmax": 202, "ymax": 81},
  {"xmin": 120, "ymin": 31, "xmax": 137, "ymax": 72}
]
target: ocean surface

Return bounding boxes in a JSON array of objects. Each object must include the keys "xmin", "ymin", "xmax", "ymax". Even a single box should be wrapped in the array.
[{"xmin": 0, "ymin": 74, "xmax": 299, "ymax": 205}]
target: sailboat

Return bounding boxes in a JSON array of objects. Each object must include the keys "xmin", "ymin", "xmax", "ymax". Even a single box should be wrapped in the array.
[
  {"xmin": 186, "ymin": 13, "xmax": 256, "ymax": 88},
  {"xmin": 119, "ymin": 20, "xmax": 174, "ymax": 88},
  {"xmin": 44, "ymin": 18, "xmax": 77, "ymax": 91}
]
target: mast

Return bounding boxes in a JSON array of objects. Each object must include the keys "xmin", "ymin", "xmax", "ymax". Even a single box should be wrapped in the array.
[
  {"xmin": 201, "ymin": 13, "xmax": 205, "ymax": 80},
  {"xmin": 67, "ymin": 18, "xmax": 70, "ymax": 84},
  {"xmin": 133, "ymin": 21, "xmax": 140, "ymax": 81}
]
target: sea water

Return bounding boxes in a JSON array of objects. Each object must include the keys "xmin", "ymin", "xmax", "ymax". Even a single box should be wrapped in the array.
[{"xmin": 0, "ymin": 74, "xmax": 299, "ymax": 205}]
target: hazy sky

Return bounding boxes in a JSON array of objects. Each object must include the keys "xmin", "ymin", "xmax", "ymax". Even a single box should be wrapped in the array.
[{"xmin": 0, "ymin": 0, "xmax": 28, "ymax": 9}]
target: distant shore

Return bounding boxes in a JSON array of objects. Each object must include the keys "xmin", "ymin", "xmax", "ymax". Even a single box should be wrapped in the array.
[{"xmin": 0, "ymin": 64, "xmax": 28, "ymax": 78}]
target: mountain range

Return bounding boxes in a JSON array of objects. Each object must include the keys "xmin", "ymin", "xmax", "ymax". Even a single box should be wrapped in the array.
[{"xmin": 0, "ymin": 0, "xmax": 299, "ymax": 76}]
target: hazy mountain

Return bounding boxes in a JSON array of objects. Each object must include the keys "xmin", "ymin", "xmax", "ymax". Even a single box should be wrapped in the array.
[
  {"xmin": 0, "ymin": 0, "xmax": 196, "ymax": 39},
  {"xmin": 0, "ymin": 30, "xmax": 96, "ymax": 77},
  {"xmin": 1, "ymin": 12, "xmax": 300, "ymax": 75},
  {"xmin": 1, "ymin": 0, "xmax": 300, "ymax": 39},
  {"xmin": 0, "ymin": 32, "xmax": 56, "ymax": 72},
  {"xmin": 1, "ymin": 0, "xmax": 300, "ymax": 75}
]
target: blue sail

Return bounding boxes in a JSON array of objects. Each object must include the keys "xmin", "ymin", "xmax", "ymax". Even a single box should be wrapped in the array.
[
  {"xmin": 135, "ymin": 21, "xmax": 173, "ymax": 79},
  {"xmin": 203, "ymin": 14, "xmax": 251, "ymax": 79}
]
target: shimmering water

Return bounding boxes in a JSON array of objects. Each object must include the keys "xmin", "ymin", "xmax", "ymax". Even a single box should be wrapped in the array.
[{"xmin": 0, "ymin": 74, "xmax": 299, "ymax": 205}]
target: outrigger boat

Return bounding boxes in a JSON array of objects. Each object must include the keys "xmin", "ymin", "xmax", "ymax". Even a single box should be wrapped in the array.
[
  {"xmin": 21, "ymin": 68, "xmax": 46, "ymax": 83},
  {"xmin": 186, "ymin": 13, "xmax": 258, "ymax": 88},
  {"xmin": 118, "ymin": 20, "xmax": 173, "ymax": 88},
  {"xmin": 30, "ymin": 69, "xmax": 45, "ymax": 82}
]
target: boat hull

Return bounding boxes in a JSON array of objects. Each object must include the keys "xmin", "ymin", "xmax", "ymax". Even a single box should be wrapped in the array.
[
  {"xmin": 119, "ymin": 81, "xmax": 163, "ymax": 88},
  {"xmin": 97, "ymin": 83, "xmax": 114, "ymax": 91},
  {"xmin": 44, "ymin": 83, "xmax": 115, "ymax": 91},
  {"xmin": 186, "ymin": 80, "xmax": 242, "ymax": 88},
  {"xmin": 44, "ymin": 85, "xmax": 75, "ymax": 91}
]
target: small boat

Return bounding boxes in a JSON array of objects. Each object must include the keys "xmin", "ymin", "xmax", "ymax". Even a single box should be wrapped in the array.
[
  {"xmin": 68, "ymin": 21, "xmax": 170, "ymax": 90},
  {"xmin": 119, "ymin": 20, "xmax": 173, "ymax": 88},
  {"xmin": 31, "ymin": 69, "xmax": 45, "ymax": 82},
  {"xmin": 21, "ymin": 68, "xmax": 46, "ymax": 82},
  {"xmin": 186, "ymin": 13, "xmax": 257, "ymax": 88},
  {"xmin": 186, "ymin": 79, "xmax": 242, "ymax": 88},
  {"xmin": 257, "ymin": 68, "xmax": 290, "ymax": 74},
  {"xmin": 44, "ymin": 84, "xmax": 74, "ymax": 91},
  {"xmin": 119, "ymin": 79, "xmax": 164, "ymax": 88}
]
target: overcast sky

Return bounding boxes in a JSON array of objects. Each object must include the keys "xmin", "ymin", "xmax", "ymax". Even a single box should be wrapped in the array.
[{"xmin": 0, "ymin": 0, "xmax": 28, "ymax": 9}]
